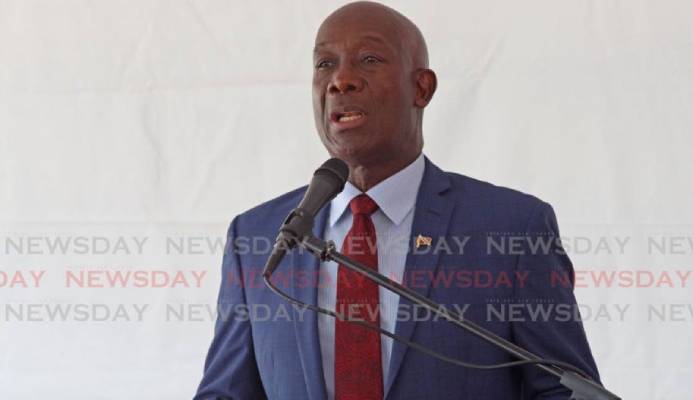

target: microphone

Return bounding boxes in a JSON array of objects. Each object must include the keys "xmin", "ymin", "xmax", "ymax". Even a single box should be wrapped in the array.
[{"xmin": 263, "ymin": 158, "xmax": 349, "ymax": 277}]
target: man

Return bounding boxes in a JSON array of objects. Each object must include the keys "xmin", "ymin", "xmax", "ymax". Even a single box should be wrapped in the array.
[{"xmin": 195, "ymin": 2, "xmax": 599, "ymax": 399}]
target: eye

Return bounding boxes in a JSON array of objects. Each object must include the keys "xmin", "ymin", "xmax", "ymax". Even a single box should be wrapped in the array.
[
  {"xmin": 362, "ymin": 55, "xmax": 381, "ymax": 64},
  {"xmin": 315, "ymin": 59, "xmax": 334, "ymax": 70}
]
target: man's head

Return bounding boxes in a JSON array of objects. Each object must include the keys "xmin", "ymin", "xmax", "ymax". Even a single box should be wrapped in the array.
[{"xmin": 312, "ymin": 1, "xmax": 436, "ymax": 186}]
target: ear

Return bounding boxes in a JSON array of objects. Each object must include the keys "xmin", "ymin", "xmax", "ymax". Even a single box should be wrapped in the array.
[{"xmin": 414, "ymin": 68, "xmax": 437, "ymax": 108}]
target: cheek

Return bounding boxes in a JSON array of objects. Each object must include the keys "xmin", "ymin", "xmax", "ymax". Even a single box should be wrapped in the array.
[
  {"xmin": 311, "ymin": 84, "xmax": 323, "ymax": 108},
  {"xmin": 374, "ymin": 83, "xmax": 409, "ymax": 123},
  {"xmin": 312, "ymin": 85, "xmax": 327, "ymax": 123},
  {"xmin": 377, "ymin": 75, "xmax": 410, "ymax": 108}
]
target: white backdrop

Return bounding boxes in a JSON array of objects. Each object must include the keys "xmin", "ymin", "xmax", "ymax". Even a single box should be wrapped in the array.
[{"xmin": 1, "ymin": 0, "xmax": 692, "ymax": 399}]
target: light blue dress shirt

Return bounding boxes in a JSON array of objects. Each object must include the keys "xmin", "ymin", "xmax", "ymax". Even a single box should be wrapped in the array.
[{"xmin": 317, "ymin": 153, "xmax": 426, "ymax": 400}]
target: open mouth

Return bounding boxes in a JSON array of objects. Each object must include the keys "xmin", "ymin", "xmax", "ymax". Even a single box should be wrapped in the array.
[{"xmin": 331, "ymin": 110, "xmax": 365, "ymax": 123}]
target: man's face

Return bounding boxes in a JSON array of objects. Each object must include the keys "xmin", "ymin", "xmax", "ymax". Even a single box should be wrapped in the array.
[{"xmin": 312, "ymin": 13, "xmax": 419, "ymax": 166}]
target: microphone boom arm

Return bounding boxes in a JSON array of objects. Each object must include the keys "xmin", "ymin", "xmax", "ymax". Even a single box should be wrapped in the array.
[{"xmin": 266, "ymin": 233, "xmax": 621, "ymax": 400}]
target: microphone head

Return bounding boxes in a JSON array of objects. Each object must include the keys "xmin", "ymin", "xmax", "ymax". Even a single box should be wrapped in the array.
[
  {"xmin": 295, "ymin": 158, "xmax": 349, "ymax": 217},
  {"xmin": 266, "ymin": 158, "xmax": 349, "ymax": 277},
  {"xmin": 315, "ymin": 158, "xmax": 349, "ymax": 188}
]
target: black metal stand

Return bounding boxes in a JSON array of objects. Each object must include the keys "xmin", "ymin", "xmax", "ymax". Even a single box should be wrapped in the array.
[{"xmin": 286, "ymin": 234, "xmax": 621, "ymax": 400}]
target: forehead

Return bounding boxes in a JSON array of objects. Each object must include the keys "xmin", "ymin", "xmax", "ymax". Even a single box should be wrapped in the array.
[{"xmin": 314, "ymin": 12, "xmax": 403, "ymax": 53}]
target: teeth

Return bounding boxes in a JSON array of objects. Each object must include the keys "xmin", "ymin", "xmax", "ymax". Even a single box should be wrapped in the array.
[{"xmin": 338, "ymin": 113, "xmax": 363, "ymax": 122}]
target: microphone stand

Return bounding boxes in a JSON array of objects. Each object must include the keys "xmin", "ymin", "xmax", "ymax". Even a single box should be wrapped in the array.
[{"xmin": 274, "ymin": 233, "xmax": 621, "ymax": 400}]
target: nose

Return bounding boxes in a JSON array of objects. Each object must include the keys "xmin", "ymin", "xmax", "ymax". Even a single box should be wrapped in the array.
[{"xmin": 327, "ymin": 63, "xmax": 364, "ymax": 94}]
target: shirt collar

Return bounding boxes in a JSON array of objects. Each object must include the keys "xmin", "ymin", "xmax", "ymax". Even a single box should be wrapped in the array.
[{"xmin": 328, "ymin": 153, "xmax": 426, "ymax": 227}]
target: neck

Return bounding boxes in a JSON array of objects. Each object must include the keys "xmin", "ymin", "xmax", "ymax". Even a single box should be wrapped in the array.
[{"xmin": 347, "ymin": 152, "xmax": 421, "ymax": 192}]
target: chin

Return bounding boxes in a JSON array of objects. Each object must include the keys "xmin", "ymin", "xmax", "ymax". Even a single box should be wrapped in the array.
[{"xmin": 332, "ymin": 145, "xmax": 381, "ymax": 166}]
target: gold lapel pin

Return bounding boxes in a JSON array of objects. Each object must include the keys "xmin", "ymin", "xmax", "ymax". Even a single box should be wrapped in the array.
[{"xmin": 415, "ymin": 234, "xmax": 433, "ymax": 249}]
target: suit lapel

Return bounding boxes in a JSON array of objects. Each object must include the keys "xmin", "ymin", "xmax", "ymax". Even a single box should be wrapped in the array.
[
  {"xmin": 384, "ymin": 158, "xmax": 454, "ymax": 399},
  {"xmin": 290, "ymin": 206, "xmax": 329, "ymax": 400}
]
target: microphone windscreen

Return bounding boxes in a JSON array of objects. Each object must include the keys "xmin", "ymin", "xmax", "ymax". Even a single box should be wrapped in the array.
[{"xmin": 316, "ymin": 158, "xmax": 349, "ymax": 185}]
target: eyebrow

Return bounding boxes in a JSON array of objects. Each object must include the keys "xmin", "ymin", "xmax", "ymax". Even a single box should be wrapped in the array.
[{"xmin": 314, "ymin": 33, "xmax": 393, "ymax": 53}]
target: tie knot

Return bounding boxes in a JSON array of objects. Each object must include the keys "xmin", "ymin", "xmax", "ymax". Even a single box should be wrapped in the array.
[{"xmin": 350, "ymin": 194, "xmax": 378, "ymax": 216}]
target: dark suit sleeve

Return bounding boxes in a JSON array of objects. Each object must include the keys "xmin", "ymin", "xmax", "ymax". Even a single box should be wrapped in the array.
[
  {"xmin": 512, "ymin": 201, "xmax": 600, "ymax": 400},
  {"xmin": 194, "ymin": 216, "xmax": 267, "ymax": 400}
]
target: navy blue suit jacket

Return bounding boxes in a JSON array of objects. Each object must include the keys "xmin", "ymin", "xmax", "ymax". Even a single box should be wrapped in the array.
[{"xmin": 195, "ymin": 157, "xmax": 599, "ymax": 399}]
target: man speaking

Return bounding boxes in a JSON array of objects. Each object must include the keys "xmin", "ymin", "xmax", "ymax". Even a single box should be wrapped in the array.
[{"xmin": 195, "ymin": 2, "xmax": 599, "ymax": 399}]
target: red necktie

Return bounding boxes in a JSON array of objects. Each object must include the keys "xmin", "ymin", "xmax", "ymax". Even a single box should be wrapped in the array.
[{"xmin": 335, "ymin": 194, "xmax": 383, "ymax": 400}]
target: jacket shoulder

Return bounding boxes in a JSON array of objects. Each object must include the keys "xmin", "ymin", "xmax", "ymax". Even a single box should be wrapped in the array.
[
  {"xmin": 444, "ymin": 171, "xmax": 550, "ymax": 225},
  {"xmin": 233, "ymin": 185, "xmax": 308, "ymax": 236},
  {"xmin": 450, "ymin": 172, "xmax": 545, "ymax": 204}
]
